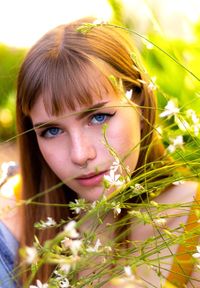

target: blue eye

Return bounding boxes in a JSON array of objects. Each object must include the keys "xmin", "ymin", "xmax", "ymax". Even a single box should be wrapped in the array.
[
  {"xmin": 41, "ymin": 127, "xmax": 62, "ymax": 138},
  {"xmin": 91, "ymin": 114, "xmax": 108, "ymax": 124}
]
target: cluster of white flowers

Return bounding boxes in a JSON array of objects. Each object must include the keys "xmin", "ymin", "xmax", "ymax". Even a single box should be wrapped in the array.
[
  {"xmin": 86, "ymin": 238, "xmax": 102, "ymax": 253},
  {"xmin": 24, "ymin": 246, "xmax": 38, "ymax": 264},
  {"xmin": 167, "ymin": 135, "xmax": 184, "ymax": 153},
  {"xmin": 113, "ymin": 203, "xmax": 121, "ymax": 217},
  {"xmin": 69, "ymin": 198, "xmax": 87, "ymax": 214},
  {"xmin": 159, "ymin": 99, "xmax": 200, "ymax": 154},
  {"xmin": 53, "ymin": 271, "xmax": 70, "ymax": 288},
  {"xmin": 104, "ymin": 158, "xmax": 125, "ymax": 188},
  {"xmin": 34, "ymin": 217, "xmax": 57, "ymax": 230},
  {"xmin": 186, "ymin": 109, "xmax": 200, "ymax": 136},
  {"xmin": 153, "ymin": 218, "xmax": 167, "ymax": 229},
  {"xmin": 43, "ymin": 217, "xmax": 56, "ymax": 227},
  {"xmin": 64, "ymin": 220, "xmax": 80, "ymax": 239},
  {"xmin": 133, "ymin": 183, "xmax": 144, "ymax": 191},
  {"xmin": 74, "ymin": 199, "xmax": 82, "ymax": 214},
  {"xmin": 159, "ymin": 99, "xmax": 180, "ymax": 118},
  {"xmin": 61, "ymin": 237, "xmax": 82, "ymax": 256}
]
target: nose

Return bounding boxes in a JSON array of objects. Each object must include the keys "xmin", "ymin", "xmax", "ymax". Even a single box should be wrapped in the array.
[{"xmin": 70, "ymin": 131, "xmax": 97, "ymax": 167}]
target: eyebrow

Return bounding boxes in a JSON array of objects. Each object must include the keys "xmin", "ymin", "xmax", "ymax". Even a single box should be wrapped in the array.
[
  {"xmin": 76, "ymin": 101, "xmax": 109, "ymax": 120},
  {"xmin": 33, "ymin": 101, "xmax": 109, "ymax": 129}
]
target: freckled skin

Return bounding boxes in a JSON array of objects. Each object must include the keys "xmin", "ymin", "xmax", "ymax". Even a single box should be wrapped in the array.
[{"xmin": 30, "ymin": 92, "xmax": 141, "ymax": 202}]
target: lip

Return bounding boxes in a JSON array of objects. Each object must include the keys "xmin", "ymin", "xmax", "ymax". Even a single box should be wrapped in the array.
[{"xmin": 76, "ymin": 170, "xmax": 108, "ymax": 187}]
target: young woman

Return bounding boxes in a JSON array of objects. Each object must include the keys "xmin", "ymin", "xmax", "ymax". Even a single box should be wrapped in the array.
[{"xmin": 1, "ymin": 17, "xmax": 199, "ymax": 287}]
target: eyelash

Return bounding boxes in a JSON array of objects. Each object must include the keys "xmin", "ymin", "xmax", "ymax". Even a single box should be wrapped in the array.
[
  {"xmin": 89, "ymin": 112, "xmax": 116, "ymax": 125},
  {"xmin": 39, "ymin": 112, "xmax": 116, "ymax": 138},
  {"xmin": 40, "ymin": 127, "xmax": 62, "ymax": 138}
]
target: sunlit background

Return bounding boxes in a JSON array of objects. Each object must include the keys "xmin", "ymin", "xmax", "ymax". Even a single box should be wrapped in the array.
[
  {"xmin": 0, "ymin": 0, "xmax": 200, "ymax": 48},
  {"xmin": 0, "ymin": 0, "xmax": 112, "ymax": 48}
]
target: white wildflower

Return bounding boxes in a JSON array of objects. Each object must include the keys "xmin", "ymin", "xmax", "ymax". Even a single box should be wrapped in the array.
[
  {"xmin": 193, "ymin": 124, "xmax": 200, "ymax": 137},
  {"xmin": 168, "ymin": 145, "xmax": 175, "ymax": 153},
  {"xmin": 25, "ymin": 246, "xmax": 37, "ymax": 264},
  {"xmin": 175, "ymin": 116, "xmax": 190, "ymax": 132},
  {"xmin": 124, "ymin": 266, "xmax": 133, "ymax": 277},
  {"xmin": 148, "ymin": 76, "xmax": 157, "ymax": 91},
  {"xmin": 182, "ymin": 109, "xmax": 200, "ymax": 136},
  {"xmin": 59, "ymin": 278, "xmax": 70, "ymax": 288},
  {"xmin": 69, "ymin": 240, "xmax": 82, "ymax": 256},
  {"xmin": 173, "ymin": 180, "xmax": 185, "ymax": 185},
  {"xmin": 168, "ymin": 135, "xmax": 184, "ymax": 153},
  {"xmin": 34, "ymin": 217, "xmax": 57, "ymax": 230},
  {"xmin": 87, "ymin": 239, "xmax": 101, "ymax": 252},
  {"xmin": 125, "ymin": 89, "xmax": 133, "ymax": 100},
  {"xmin": 104, "ymin": 170, "xmax": 124, "ymax": 187},
  {"xmin": 103, "ymin": 158, "xmax": 124, "ymax": 187},
  {"xmin": 29, "ymin": 279, "xmax": 48, "ymax": 288},
  {"xmin": 110, "ymin": 158, "xmax": 121, "ymax": 173},
  {"xmin": 113, "ymin": 204, "xmax": 121, "ymax": 216},
  {"xmin": 60, "ymin": 264, "xmax": 71, "ymax": 274},
  {"xmin": 154, "ymin": 218, "xmax": 167, "ymax": 229},
  {"xmin": 43, "ymin": 217, "xmax": 56, "ymax": 228},
  {"xmin": 133, "ymin": 183, "xmax": 144, "ymax": 191},
  {"xmin": 187, "ymin": 109, "xmax": 199, "ymax": 124},
  {"xmin": 104, "ymin": 169, "xmax": 125, "ymax": 187},
  {"xmin": 74, "ymin": 199, "xmax": 81, "ymax": 214},
  {"xmin": 64, "ymin": 220, "xmax": 79, "ymax": 239},
  {"xmin": 160, "ymin": 100, "xmax": 179, "ymax": 118},
  {"xmin": 91, "ymin": 201, "xmax": 97, "ymax": 209},
  {"xmin": 54, "ymin": 270, "xmax": 62, "ymax": 278},
  {"xmin": 193, "ymin": 246, "xmax": 200, "ymax": 259}
]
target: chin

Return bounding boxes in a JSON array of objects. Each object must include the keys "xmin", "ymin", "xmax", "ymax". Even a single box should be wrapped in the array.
[{"xmin": 77, "ymin": 187, "xmax": 106, "ymax": 203}]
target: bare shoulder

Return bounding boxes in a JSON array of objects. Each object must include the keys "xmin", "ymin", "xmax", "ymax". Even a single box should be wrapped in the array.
[
  {"xmin": 130, "ymin": 181, "xmax": 200, "ymax": 286},
  {"xmin": 131, "ymin": 181, "xmax": 199, "ymax": 241},
  {"xmin": 155, "ymin": 180, "xmax": 199, "ymax": 204},
  {"xmin": 0, "ymin": 194, "xmax": 22, "ymax": 241}
]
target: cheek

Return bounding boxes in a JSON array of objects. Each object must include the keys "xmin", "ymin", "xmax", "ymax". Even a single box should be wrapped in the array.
[
  {"xmin": 106, "ymin": 111, "xmax": 141, "ymax": 170},
  {"xmin": 108, "ymin": 115, "xmax": 141, "ymax": 154},
  {"xmin": 37, "ymin": 140, "xmax": 67, "ymax": 177}
]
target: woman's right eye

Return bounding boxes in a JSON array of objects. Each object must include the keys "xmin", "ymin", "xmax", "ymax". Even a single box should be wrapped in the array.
[{"xmin": 40, "ymin": 127, "xmax": 62, "ymax": 138}]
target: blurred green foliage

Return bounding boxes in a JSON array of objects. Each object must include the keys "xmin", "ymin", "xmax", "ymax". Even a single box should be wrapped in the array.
[
  {"xmin": 0, "ymin": 44, "xmax": 26, "ymax": 141},
  {"xmin": 108, "ymin": 0, "xmax": 200, "ymax": 109},
  {"xmin": 109, "ymin": 0, "xmax": 200, "ymax": 168}
]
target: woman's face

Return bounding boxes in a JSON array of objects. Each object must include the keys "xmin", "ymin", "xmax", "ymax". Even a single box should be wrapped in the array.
[{"xmin": 30, "ymin": 85, "xmax": 141, "ymax": 202}]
